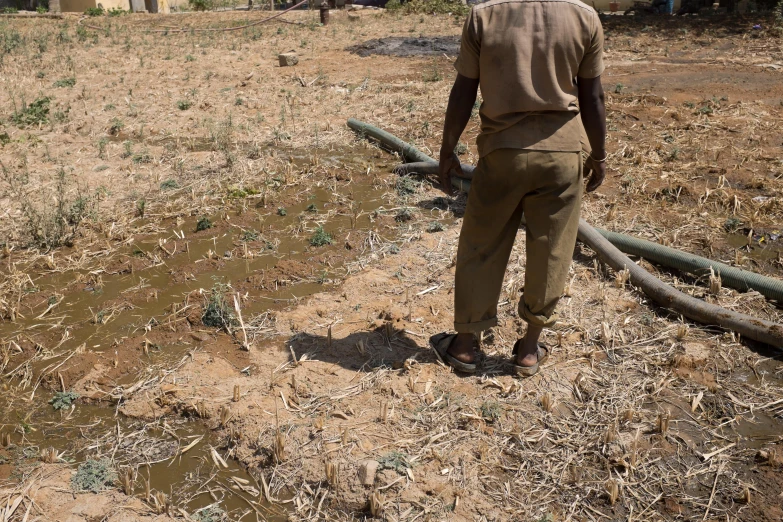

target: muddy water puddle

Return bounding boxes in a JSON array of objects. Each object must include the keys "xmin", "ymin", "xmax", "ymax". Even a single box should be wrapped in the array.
[
  {"xmin": 726, "ymin": 230, "xmax": 783, "ymax": 261},
  {"xmin": 1, "ymin": 404, "xmax": 286, "ymax": 520},
  {"xmin": 0, "ymin": 154, "xmax": 408, "ymax": 518}
]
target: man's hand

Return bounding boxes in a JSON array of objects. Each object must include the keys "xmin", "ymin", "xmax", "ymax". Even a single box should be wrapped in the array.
[
  {"xmin": 584, "ymin": 156, "xmax": 606, "ymax": 192},
  {"xmin": 438, "ymin": 150, "xmax": 464, "ymax": 196},
  {"xmin": 439, "ymin": 74, "xmax": 479, "ymax": 195}
]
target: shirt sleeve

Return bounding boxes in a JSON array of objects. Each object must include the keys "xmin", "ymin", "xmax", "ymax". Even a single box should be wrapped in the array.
[
  {"xmin": 577, "ymin": 11, "xmax": 605, "ymax": 79},
  {"xmin": 454, "ymin": 8, "xmax": 480, "ymax": 80}
]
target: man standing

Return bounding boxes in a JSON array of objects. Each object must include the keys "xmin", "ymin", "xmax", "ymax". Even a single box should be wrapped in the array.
[{"xmin": 431, "ymin": 0, "xmax": 607, "ymax": 376}]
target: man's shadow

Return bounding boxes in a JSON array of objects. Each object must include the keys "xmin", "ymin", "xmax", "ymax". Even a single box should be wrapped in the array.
[{"xmin": 285, "ymin": 323, "xmax": 514, "ymax": 377}]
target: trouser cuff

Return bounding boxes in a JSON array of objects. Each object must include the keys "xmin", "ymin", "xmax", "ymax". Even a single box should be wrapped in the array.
[
  {"xmin": 454, "ymin": 317, "xmax": 498, "ymax": 334},
  {"xmin": 519, "ymin": 303, "xmax": 558, "ymax": 328}
]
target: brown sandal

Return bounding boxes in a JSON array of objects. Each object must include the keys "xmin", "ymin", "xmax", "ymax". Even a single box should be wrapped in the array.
[
  {"xmin": 429, "ymin": 333, "xmax": 478, "ymax": 374},
  {"xmin": 511, "ymin": 340, "xmax": 550, "ymax": 377}
]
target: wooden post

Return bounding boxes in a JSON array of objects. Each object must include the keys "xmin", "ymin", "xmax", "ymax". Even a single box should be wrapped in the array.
[{"xmin": 270, "ymin": 0, "xmax": 274, "ymax": 10}]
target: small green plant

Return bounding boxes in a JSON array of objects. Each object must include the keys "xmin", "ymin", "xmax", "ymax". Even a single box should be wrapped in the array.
[
  {"xmin": 202, "ymin": 283, "xmax": 235, "ymax": 330},
  {"xmin": 84, "ymin": 6, "xmax": 104, "ymax": 16},
  {"xmin": 193, "ymin": 506, "xmax": 227, "ymax": 522},
  {"xmin": 426, "ymin": 221, "xmax": 445, "ymax": 233},
  {"xmin": 97, "ymin": 138, "xmax": 107, "ymax": 159},
  {"xmin": 185, "ymin": 54, "xmax": 196, "ymax": 62},
  {"xmin": 11, "ymin": 97, "xmax": 51, "ymax": 127},
  {"xmin": 107, "ymin": 7, "xmax": 127, "ymax": 15},
  {"xmin": 277, "ymin": 207, "xmax": 287, "ymax": 216},
  {"xmin": 177, "ymin": 99, "xmax": 192, "ymax": 110},
  {"xmin": 121, "ymin": 141, "xmax": 133, "ymax": 159},
  {"xmin": 136, "ymin": 199, "xmax": 146, "ymax": 218},
  {"xmin": 72, "ymin": 459, "xmax": 117, "ymax": 493},
  {"xmin": 378, "ymin": 451, "xmax": 410, "ymax": 473},
  {"xmin": 160, "ymin": 179, "xmax": 179, "ymax": 190},
  {"xmin": 395, "ymin": 208, "xmax": 413, "ymax": 223},
  {"xmin": 614, "ymin": 83, "xmax": 624, "ymax": 94},
  {"xmin": 305, "ymin": 203, "xmax": 318, "ymax": 213},
  {"xmin": 53, "ymin": 77, "xmax": 76, "ymax": 88},
  {"xmin": 108, "ymin": 117, "xmax": 124, "ymax": 135},
  {"xmin": 0, "ymin": 166, "xmax": 94, "ymax": 249},
  {"xmin": 401, "ymin": 0, "xmax": 468, "ymax": 15},
  {"xmin": 396, "ymin": 176, "xmax": 419, "ymax": 196},
  {"xmin": 49, "ymin": 391, "xmax": 79, "ymax": 410},
  {"xmin": 189, "ymin": 0, "xmax": 213, "ymax": 10},
  {"xmin": 196, "ymin": 216, "xmax": 213, "ymax": 232},
  {"xmin": 228, "ymin": 187, "xmax": 258, "ymax": 198},
  {"xmin": 385, "ymin": 0, "xmax": 401, "ymax": 10},
  {"xmin": 724, "ymin": 216, "xmax": 743, "ymax": 233},
  {"xmin": 309, "ymin": 226, "xmax": 332, "ymax": 247},
  {"xmin": 132, "ymin": 151, "xmax": 152, "ymax": 164},
  {"xmin": 240, "ymin": 229, "xmax": 259, "ymax": 241},
  {"xmin": 479, "ymin": 400, "xmax": 501, "ymax": 423},
  {"xmin": 36, "ymin": 6, "xmax": 48, "ymax": 13},
  {"xmin": 0, "ymin": 132, "xmax": 10, "ymax": 146},
  {"xmin": 36, "ymin": 71, "xmax": 45, "ymax": 79},
  {"xmin": 422, "ymin": 64, "xmax": 442, "ymax": 83},
  {"xmin": 1, "ymin": 7, "xmax": 19, "ymax": 13},
  {"xmin": 454, "ymin": 142, "xmax": 468, "ymax": 156}
]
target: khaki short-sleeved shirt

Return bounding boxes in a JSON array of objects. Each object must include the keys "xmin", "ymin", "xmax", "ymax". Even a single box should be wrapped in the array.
[{"xmin": 454, "ymin": 0, "xmax": 604, "ymax": 157}]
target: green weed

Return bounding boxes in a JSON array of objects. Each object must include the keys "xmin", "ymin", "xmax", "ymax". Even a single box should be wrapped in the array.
[
  {"xmin": 160, "ymin": 179, "xmax": 179, "ymax": 190},
  {"xmin": 426, "ymin": 221, "xmax": 444, "ymax": 233},
  {"xmin": 72, "ymin": 459, "xmax": 116, "ymax": 493},
  {"xmin": 193, "ymin": 506, "xmax": 226, "ymax": 522},
  {"xmin": 53, "ymin": 77, "xmax": 76, "ymax": 88},
  {"xmin": 11, "ymin": 97, "xmax": 50, "ymax": 128},
  {"xmin": 240, "ymin": 229, "xmax": 260, "ymax": 241},
  {"xmin": 196, "ymin": 216, "xmax": 213, "ymax": 232},
  {"xmin": 724, "ymin": 216, "xmax": 743, "ymax": 232},
  {"xmin": 84, "ymin": 6, "xmax": 104, "ymax": 16},
  {"xmin": 277, "ymin": 207, "xmax": 287, "ymax": 216},
  {"xmin": 49, "ymin": 391, "xmax": 79, "ymax": 410},
  {"xmin": 0, "ymin": 165, "xmax": 95, "ymax": 249},
  {"xmin": 202, "ymin": 283, "xmax": 235, "ymax": 330},
  {"xmin": 189, "ymin": 0, "xmax": 213, "ymax": 10},
  {"xmin": 108, "ymin": 117, "xmax": 124, "ymax": 135},
  {"xmin": 395, "ymin": 176, "xmax": 419, "ymax": 196},
  {"xmin": 479, "ymin": 400, "xmax": 501, "ymax": 422},
  {"xmin": 309, "ymin": 226, "xmax": 332, "ymax": 247},
  {"xmin": 378, "ymin": 451, "xmax": 410, "ymax": 473},
  {"xmin": 395, "ymin": 208, "xmax": 413, "ymax": 223},
  {"xmin": 177, "ymin": 99, "xmax": 192, "ymax": 110}
]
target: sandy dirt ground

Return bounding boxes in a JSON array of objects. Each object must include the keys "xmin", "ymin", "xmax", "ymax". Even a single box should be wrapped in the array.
[{"xmin": 1, "ymin": 6, "xmax": 783, "ymax": 522}]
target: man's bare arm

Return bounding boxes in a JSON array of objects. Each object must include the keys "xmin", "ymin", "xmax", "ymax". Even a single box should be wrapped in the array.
[
  {"xmin": 577, "ymin": 75, "xmax": 607, "ymax": 192},
  {"xmin": 438, "ymin": 73, "xmax": 480, "ymax": 195}
]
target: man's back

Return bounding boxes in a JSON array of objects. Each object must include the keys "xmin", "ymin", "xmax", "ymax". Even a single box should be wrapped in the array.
[{"xmin": 454, "ymin": 0, "xmax": 604, "ymax": 156}]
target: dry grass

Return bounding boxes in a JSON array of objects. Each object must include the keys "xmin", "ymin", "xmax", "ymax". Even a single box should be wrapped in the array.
[{"xmin": 0, "ymin": 8, "xmax": 782, "ymax": 522}]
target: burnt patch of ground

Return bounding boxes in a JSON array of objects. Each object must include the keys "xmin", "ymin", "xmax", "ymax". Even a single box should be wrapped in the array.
[{"xmin": 348, "ymin": 36, "xmax": 460, "ymax": 57}]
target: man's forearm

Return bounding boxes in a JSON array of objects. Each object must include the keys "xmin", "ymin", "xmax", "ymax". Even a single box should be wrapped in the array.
[
  {"xmin": 577, "ymin": 76, "xmax": 606, "ymax": 159},
  {"xmin": 440, "ymin": 74, "xmax": 479, "ymax": 156}
]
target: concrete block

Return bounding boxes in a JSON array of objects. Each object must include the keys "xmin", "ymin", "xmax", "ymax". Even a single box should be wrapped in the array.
[{"xmin": 278, "ymin": 52, "xmax": 298, "ymax": 67}]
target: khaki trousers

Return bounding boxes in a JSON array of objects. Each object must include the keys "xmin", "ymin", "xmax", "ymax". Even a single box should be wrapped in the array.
[{"xmin": 454, "ymin": 149, "xmax": 583, "ymax": 332}]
